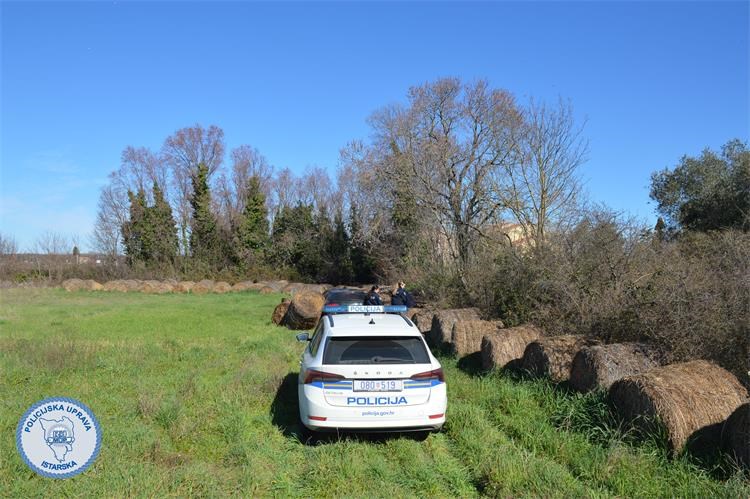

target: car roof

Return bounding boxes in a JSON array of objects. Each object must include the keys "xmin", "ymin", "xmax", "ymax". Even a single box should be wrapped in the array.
[{"xmin": 322, "ymin": 313, "xmax": 419, "ymax": 337}]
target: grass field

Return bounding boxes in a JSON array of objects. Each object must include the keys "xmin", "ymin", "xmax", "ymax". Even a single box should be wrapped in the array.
[{"xmin": 1, "ymin": 288, "xmax": 748, "ymax": 497}]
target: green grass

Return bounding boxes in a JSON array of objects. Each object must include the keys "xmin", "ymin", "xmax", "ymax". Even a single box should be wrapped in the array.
[{"xmin": 0, "ymin": 288, "xmax": 747, "ymax": 497}]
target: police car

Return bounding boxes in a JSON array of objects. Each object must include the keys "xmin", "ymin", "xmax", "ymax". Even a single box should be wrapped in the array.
[{"xmin": 296, "ymin": 305, "xmax": 447, "ymax": 434}]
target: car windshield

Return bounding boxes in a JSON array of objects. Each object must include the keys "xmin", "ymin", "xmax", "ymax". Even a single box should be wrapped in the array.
[
  {"xmin": 322, "ymin": 336, "xmax": 430, "ymax": 365},
  {"xmin": 324, "ymin": 289, "xmax": 367, "ymax": 306}
]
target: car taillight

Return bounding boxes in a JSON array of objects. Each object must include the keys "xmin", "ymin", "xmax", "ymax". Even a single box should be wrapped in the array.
[
  {"xmin": 303, "ymin": 369, "xmax": 345, "ymax": 384},
  {"xmin": 410, "ymin": 368, "xmax": 444, "ymax": 382}
]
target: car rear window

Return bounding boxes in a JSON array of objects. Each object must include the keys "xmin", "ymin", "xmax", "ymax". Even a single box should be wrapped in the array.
[
  {"xmin": 324, "ymin": 290, "xmax": 366, "ymax": 306},
  {"xmin": 322, "ymin": 336, "xmax": 430, "ymax": 365}
]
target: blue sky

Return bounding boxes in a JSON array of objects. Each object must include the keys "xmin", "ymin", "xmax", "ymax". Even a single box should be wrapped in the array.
[{"xmin": 1, "ymin": 1, "xmax": 748, "ymax": 251}]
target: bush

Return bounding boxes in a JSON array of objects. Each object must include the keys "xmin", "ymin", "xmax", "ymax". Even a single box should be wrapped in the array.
[{"xmin": 455, "ymin": 212, "xmax": 749, "ymax": 387}]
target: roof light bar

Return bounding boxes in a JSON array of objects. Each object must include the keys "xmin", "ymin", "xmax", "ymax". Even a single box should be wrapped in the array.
[{"xmin": 322, "ymin": 305, "xmax": 408, "ymax": 314}]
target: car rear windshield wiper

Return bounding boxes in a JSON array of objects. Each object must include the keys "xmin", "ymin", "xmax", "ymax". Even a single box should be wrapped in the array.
[{"xmin": 370, "ymin": 356, "xmax": 411, "ymax": 363}]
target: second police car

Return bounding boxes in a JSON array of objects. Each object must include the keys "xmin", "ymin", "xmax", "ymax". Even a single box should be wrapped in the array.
[{"xmin": 297, "ymin": 304, "xmax": 447, "ymax": 434}]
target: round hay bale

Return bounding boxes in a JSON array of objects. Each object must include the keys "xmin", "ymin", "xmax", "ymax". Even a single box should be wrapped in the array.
[
  {"xmin": 62, "ymin": 278, "xmax": 84, "ymax": 291},
  {"xmin": 173, "ymin": 281, "xmax": 195, "ymax": 293},
  {"xmin": 481, "ymin": 324, "xmax": 543, "ymax": 371},
  {"xmin": 84, "ymin": 280, "xmax": 103, "ymax": 291},
  {"xmin": 451, "ymin": 319, "xmax": 505, "ymax": 358},
  {"xmin": 62, "ymin": 279, "xmax": 103, "ymax": 291},
  {"xmin": 411, "ymin": 309, "xmax": 435, "ymax": 336},
  {"xmin": 259, "ymin": 286, "xmax": 275, "ymax": 294},
  {"xmin": 283, "ymin": 291, "xmax": 325, "ymax": 330},
  {"xmin": 140, "ymin": 280, "xmax": 162, "ymax": 293},
  {"xmin": 722, "ymin": 402, "xmax": 750, "ymax": 468},
  {"xmin": 521, "ymin": 335, "xmax": 599, "ymax": 382},
  {"xmin": 231, "ymin": 281, "xmax": 254, "ymax": 292},
  {"xmin": 103, "ymin": 280, "xmax": 123, "ymax": 292},
  {"xmin": 429, "ymin": 308, "xmax": 481, "ymax": 348},
  {"xmin": 163, "ymin": 278, "xmax": 178, "ymax": 286},
  {"xmin": 265, "ymin": 280, "xmax": 287, "ymax": 292},
  {"xmin": 122, "ymin": 280, "xmax": 141, "ymax": 292},
  {"xmin": 570, "ymin": 343, "xmax": 664, "ymax": 393},
  {"xmin": 609, "ymin": 360, "xmax": 749, "ymax": 454},
  {"xmin": 272, "ymin": 301, "xmax": 291, "ymax": 325},
  {"xmin": 213, "ymin": 281, "xmax": 231, "ymax": 294},
  {"xmin": 192, "ymin": 280, "xmax": 215, "ymax": 294}
]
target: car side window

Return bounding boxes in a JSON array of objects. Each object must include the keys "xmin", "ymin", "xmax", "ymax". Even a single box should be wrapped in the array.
[
  {"xmin": 310, "ymin": 331, "xmax": 323, "ymax": 357},
  {"xmin": 309, "ymin": 323, "xmax": 324, "ymax": 356}
]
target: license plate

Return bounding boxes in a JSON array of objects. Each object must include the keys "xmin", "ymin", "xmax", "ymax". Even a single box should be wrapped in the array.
[{"xmin": 353, "ymin": 380, "xmax": 403, "ymax": 392}]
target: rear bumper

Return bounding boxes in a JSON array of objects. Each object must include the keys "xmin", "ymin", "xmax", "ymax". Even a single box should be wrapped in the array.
[{"xmin": 299, "ymin": 383, "xmax": 447, "ymax": 432}]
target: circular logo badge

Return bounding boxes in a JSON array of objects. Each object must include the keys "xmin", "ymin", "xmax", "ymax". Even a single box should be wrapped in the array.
[{"xmin": 16, "ymin": 397, "xmax": 102, "ymax": 479}]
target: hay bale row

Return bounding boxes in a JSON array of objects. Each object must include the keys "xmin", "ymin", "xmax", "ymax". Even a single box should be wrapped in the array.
[
  {"xmin": 608, "ymin": 360, "xmax": 748, "ymax": 454},
  {"xmin": 75, "ymin": 278, "xmax": 330, "ymax": 295},
  {"xmin": 282, "ymin": 291, "xmax": 325, "ymax": 330},
  {"xmin": 481, "ymin": 324, "xmax": 543, "ymax": 371},
  {"xmin": 521, "ymin": 335, "xmax": 600, "ymax": 383},
  {"xmin": 450, "ymin": 319, "xmax": 505, "ymax": 357},
  {"xmin": 722, "ymin": 402, "xmax": 750, "ymax": 468},
  {"xmin": 429, "ymin": 308, "xmax": 481, "ymax": 348},
  {"xmin": 570, "ymin": 343, "xmax": 665, "ymax": 393}
]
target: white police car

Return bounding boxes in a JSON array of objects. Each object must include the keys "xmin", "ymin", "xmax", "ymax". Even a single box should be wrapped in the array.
[{"xmin": 297, "ymin": 305, "xmax": 447, "ymax": 434}]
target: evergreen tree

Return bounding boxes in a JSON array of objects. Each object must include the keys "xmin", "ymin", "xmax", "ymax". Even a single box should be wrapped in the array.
[
  {"xmin": 271, "ymin": 203, "xmax": 321, "ymax": 280},
  {"xmin": 325, "ymin": 210, "xmax": 354, "ymax": 284},
  {"xmin": 189, "ymin": 163, "xmax": 220, "ymax": 263},
  {"xmin": 146, "ymin": 182, "xmax": 179, "ymax": 263},
  {"xmin": 122, "ymin": 189, "xmax": 148, "ymax": 264},
  {"xmin": 235, "ymin": 175, "xmax": 269, "ymax": 263}
]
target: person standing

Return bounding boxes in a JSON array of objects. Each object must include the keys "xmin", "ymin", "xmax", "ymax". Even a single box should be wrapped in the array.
[
  {"xmin": 364, "ymin": 285, "xmax": 383, "ymax": 305},
  {"xmin": 391, "ymin": 281, "xmax": 408, "ymax": 306}
]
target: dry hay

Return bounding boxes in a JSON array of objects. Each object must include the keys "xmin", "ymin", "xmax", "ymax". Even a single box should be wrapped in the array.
[
  {"xmin": 62, "ymin": 279, "xmax": 103, "ymax": 292},
  {"xmin": 429, "ymin": 308, "xmax": 482, "ymax": 348},
  {"xmin": 481, "ymin": 324, "xmax": 543, "ymax": 371},
  {"xmin": 608, "ymin": 360, "xmax": 749, "ymax": 454},
  {"xmin": 231, "ymin": 281, "xmax": 255, "ymax": 292},
  {"xmin": 722, "ymin": 402, "xmax": 750, "ymax": 468},
  {"xmin": 191, "ymin": 280, "xmax": 215, "ymax": 295},
  {"xmin": 282, "ymin": 282, "xmax": 304, "ymax": 294},
  {"xmin": 259, "ymin": 286, "xmax": 275, "ymax": 294},
  {"xmin": 103, "ymin": 280, "xmax": 128, "ymax": 292},
  {"xmin": 569, "ymin": 343, "xmax": 664, "ymax": 393},
  {"xmin": 265, "ymin": 280, "xmax": 288, "ymax": 292},
  {"xmin": 173, "ymin": 281, "xmax": 195, "ymax": 293},
  {"xmin": 213, "ymin": 281, "xmax": 232, "ymax": 294},
  {"xmin": 521, "ymin": 335, "xmax": 600, "ymax": 382},
  {"xmin": 451, "ymin": 319, "xmax": 505, "ymax": 358},
  {"xmin": 272, "ymin": 300, "xmax": 291, "ymax": 325},
  {"xmin": 121, "ymin": 280, "xmax": 141, "ymax": 292},
  {"xmin": 283, "ymin": 291, "xmax": 325, "ymax": 330},
  {"xmin": 140, "ymin": 280, "xmax": 173, "ymax": 294},
  {"xmin": 411, "ymin": 309, "xmax": 436, "ymax": 336}
]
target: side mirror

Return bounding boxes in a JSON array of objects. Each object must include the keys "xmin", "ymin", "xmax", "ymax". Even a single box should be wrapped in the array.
[{"xmin": 296, "ymin": 333, "xmax": 310, "ymax": 342}]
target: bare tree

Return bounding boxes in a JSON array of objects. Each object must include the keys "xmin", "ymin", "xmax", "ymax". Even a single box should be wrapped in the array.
[
  {"xmin": 270, "ymin": 167, "xmax": 303, "ymax": 213},
  {"xmin": 215, "ymin": 145, "xmax": 274, "ymax": 228},
  {"xmin": 369, "ymin": 78, "xmax": 523, "ymax": 275},
  {"xmin": 162, "ymin": 124, "xmax": 225, "ymax": 254},
  {"xmin": 497, "ymin": 98, "xmax": 588, "ymax": 249},
  {"xmin": 299, "ymin": 166, "xmax": 334, "ymax": 214},
  {"xmin": 0, "ymin": 232, "xmax": 18, "ymax": 256},
  {"xmin": 118, "ymin": 146, "xmax": 168, "ymax": 203},
  {"xmin": 33, "ymin": 231, "xmax": 70, "ymax": 280}
]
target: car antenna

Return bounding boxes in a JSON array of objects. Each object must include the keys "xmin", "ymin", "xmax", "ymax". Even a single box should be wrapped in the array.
[{"xmin": 369, "ymin": 318, "xmax": 376, "ymax": 325}]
